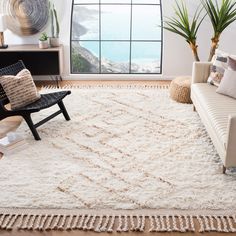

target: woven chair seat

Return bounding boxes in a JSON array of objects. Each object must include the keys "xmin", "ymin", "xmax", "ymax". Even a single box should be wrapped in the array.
[
  {"xmin": 15, "ymin": 91, "xmax": 71, "ymax": 112},
  {"xmin": 170, "ymin": 76, "xmax": 192, "ymax": 104}
]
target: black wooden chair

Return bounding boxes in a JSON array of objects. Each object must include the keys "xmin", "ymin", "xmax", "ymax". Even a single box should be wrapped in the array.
[{"xmin": 0, "ymin": 60, "xmax": 71, "ymax": 141}]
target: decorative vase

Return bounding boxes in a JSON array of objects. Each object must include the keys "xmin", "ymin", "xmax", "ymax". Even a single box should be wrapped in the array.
[
  {"xmin": 39, "ymin": 40, "xmax": 49, "ymax": 49},
  {"xmin": 50, "ymin": 37, "xmax": 60, "ymax": 47}
]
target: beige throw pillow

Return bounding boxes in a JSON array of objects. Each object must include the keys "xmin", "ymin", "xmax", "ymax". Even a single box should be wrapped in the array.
[
  {"xmin": 0, "ymin": 69, "xmax": 41, "ymax": 110},
  {"xmin": 216, "ymin": 69, "xmax": 236, "ymax": 99}
]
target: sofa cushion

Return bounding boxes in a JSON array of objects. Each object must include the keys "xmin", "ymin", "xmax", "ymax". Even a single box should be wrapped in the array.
[
  {"xmin": 217, "ymin": 69, "xmax": 236, "ymax": 99},
  {"xmin": 208, "ymin": 56, "xmax": 227, "ymax": 87},
  {"xmin": 228, "ymin": 57, "xmax": 236, "ymax": 71},
  {"xmin": 207, "ymin": 50, "xmax": 231, "ymax": 87},
  {"xmin": 208, "ymin": 50, "xmax": 236, "ymax": 87},
  {"xmin": 191, "ymin": 83, "xmax": 236, "ymax": 146}
]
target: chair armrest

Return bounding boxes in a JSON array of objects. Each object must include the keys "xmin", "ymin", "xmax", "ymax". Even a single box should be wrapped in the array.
[
  {"xmin": 225, "ymin": 115, "xmax": 236, "ymax": 167},
  {"xmin": 192, "ymin": 62, "xmax": 212, "ymax": 84}
]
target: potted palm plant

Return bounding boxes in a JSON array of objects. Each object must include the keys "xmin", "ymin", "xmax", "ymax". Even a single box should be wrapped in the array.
[
  {"xmin": 164, "ymin": 0, "xmax": 236, "ymax": 62},
  {"xmin": 39, "ymin": 32, "xmax": 49, "ymax": 49},
  {"xmin": 201, "ymin": 0, "xmax": 236, "ymax": 61},
  {"xmin": 164, "ymin": 1, "xmax": 205, "ymax": 62},
  {"xmin": 50, "ymin": 3, "xmax": 60, "ymax": 47}
]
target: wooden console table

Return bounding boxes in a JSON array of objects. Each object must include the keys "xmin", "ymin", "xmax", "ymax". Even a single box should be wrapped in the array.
[{"xmin": 0, "ymin": 44, "xmax": 64, "ymax": 87}]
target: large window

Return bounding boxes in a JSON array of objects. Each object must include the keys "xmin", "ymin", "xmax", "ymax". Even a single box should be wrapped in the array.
[{"xmin": 71, "ymin": 0, "xmax": 163, "ymax": 74}]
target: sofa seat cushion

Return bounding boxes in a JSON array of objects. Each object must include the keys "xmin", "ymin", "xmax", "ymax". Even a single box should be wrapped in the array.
[{"xmin": 191, "ymin": 83, "xmax": 236, "ymax": 147}]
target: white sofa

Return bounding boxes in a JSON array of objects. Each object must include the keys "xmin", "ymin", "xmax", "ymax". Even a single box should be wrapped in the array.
[{"xmin": 191, "ymin": 62, "xmax": 236, "ymax": 173}]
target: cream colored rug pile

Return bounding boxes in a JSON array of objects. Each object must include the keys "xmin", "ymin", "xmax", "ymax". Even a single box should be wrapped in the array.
[{"xmin": 1, "ymin": 86, "xmax": 236, "ymax": 233}]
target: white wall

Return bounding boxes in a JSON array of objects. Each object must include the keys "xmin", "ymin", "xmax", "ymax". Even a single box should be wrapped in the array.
[
  {"xmin": 4, "ymin": 0, "xmax": 236, "ymax": 80},
  {"xmin": 4, "ymin": 0, "xmax": 72, "ymax": 79}
]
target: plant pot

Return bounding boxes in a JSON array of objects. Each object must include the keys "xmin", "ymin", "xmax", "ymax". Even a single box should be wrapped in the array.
[
  {"xmin": 50, "ymin": 37, "xmax": 60, "ymax": 47},
  {"xmin": 39, "ymin": 40, "xmax": 49, "ymax": 49}
]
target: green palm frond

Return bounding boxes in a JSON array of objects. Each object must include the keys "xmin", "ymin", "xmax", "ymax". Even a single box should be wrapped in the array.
[
  {"xmin": 164, "ymin": 0, "xmax": 205, "ymax": 44},
  {"xmin": 163, "ymin": 0, "xmax": 205, "ymax": 61},
  {"xmin": 201, "ymin": 0, "xmax": 236, "ymax": 61},
  {"xmin": 201, "ymin": 0, "xmax": 236, "ymax": 36}
]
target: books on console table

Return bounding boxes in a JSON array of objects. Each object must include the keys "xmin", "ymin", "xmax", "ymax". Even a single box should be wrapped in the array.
[{"xmin": 0, "ymin": 132, "xmax": 27, "ymax": 155}]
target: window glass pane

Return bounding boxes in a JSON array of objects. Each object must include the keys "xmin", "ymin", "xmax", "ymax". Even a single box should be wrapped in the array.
[
  {"xmin": 72, "ymin": 41, "xmax": 100, "ymax": 73},
  {"xmin": 74, "ymin": 0, "xmax": 99, "ymax": 3},
  {"xmin": 71, "ymin": 0, "xmax": 163, "ymax": 74},
  {"xmin": 131, "ymin": 42, "xmax": 161, "ymax": 73},
  {"xmin": 101, "ymin": 0, "xmax": 131, "ymax": 3},
  {"xmin": 101, "ymin": 5, "xmax": 131, "ymax": 40},
  {"xmin": 101, "ymin": 42, "xmax": 130, "ymax": 73},
  {"xmin": 132, "ymin": 5, "xmax": 161, "ymax": 40},
  {"xmin": 132, "ymin": 0, "xmax": 160, "ymax": 4},
  {"xmin": 72, "ymin": 5, "xmax": 99, "ymax": 40}
]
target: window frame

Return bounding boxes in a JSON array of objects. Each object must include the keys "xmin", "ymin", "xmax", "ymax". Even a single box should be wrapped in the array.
[{"xmin": 70, "ymin": 0, "xmax": 163, "ymax": 75}]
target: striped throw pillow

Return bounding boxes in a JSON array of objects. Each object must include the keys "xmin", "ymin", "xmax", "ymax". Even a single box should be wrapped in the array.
[
  {"xmin": 208, "ymin": 50, "xmax": 236, "ymax": 87},
  {"xmin": 208, "ymin": 54, "xmax": 228, "ymax": 87},
  {"xmin": 0, "ymin": 69, "xmax": 41, "ymax": 110}
]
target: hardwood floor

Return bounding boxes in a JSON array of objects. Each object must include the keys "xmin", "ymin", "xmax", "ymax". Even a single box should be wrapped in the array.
[
  {"xmin": 0, "ymin": 81, "xmax": 233, "ymax": 236},
  {"xmin": 0, "ymin": 228, "xmax": 233, "ymax": 236},
  {"xmin": 35, "ymin": 80, "xmax": 171, "ymax": 87}
]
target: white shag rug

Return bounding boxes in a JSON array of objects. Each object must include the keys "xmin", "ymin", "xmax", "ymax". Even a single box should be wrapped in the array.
[{"xmin": 1, "ymin": 86, "xmax": 236, "ymax": 233}]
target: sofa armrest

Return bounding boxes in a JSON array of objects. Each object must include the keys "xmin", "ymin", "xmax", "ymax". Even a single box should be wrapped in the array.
[
  {"xmin": 225, "ymin": 115, "xmax": 236, "ymax": 167},
  {"xmin": 192, "ymin": 62, "xmax": 212, "ymax": 84}
]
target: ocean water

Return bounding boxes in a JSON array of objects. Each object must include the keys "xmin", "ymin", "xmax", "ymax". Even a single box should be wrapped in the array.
[
  {"xmin": 72, "ymin": 2, "xmax": 162, "ymax": 71},
  {"xmin": 79, "ymin": 41, "xmax": 162, "ymax": 64}
]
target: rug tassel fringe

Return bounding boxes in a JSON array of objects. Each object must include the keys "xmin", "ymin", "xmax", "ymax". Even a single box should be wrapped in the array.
[
  {"xmin": 1, "ymin": 213, "xmax": 236, "ymax": 232},
  {"xmin": 41, "ymin": 84, "xmax": 170, "ymax": 90}
]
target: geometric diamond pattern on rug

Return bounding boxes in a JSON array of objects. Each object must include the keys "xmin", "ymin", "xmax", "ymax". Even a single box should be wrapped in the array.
[{"xmin": 0, "ymin": 88, "xmax": 235, "ymax": 212}]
